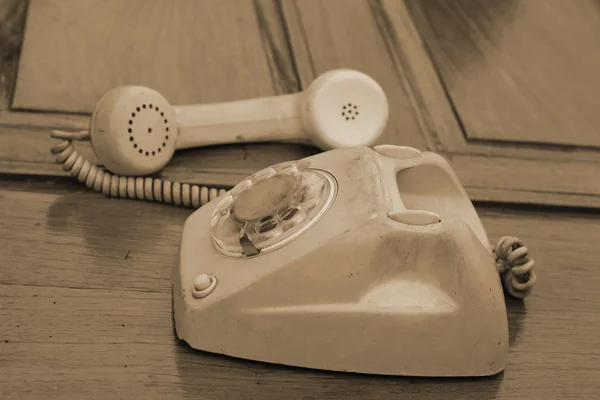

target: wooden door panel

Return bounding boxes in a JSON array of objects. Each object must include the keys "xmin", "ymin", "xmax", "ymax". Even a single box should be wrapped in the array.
[
  {"xmin": 406, "ymin": 0, "xmax": 600, "ymax": 148},
  {"xmin": 13, "ymin": 0, "xmax": 277, "ymax": 113},
  {"xmin": 391, "ymin": 0, "xmax": 600, "ymax": 206}
]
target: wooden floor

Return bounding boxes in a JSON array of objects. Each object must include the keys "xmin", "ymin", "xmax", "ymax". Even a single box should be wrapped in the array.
[
  {"xmin": 2, "ymin": 0, "xmax": 600, "ymax": 398},
  {"xmin": 2, "ymin": 178, "xmax": 600, "ymax": 399}
]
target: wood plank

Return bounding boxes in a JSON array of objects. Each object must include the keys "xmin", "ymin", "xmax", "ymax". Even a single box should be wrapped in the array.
[
  {"xmin": 465, "ymin": 188, "xmax": 600, "ymax": 209},
  {"xmin": 12, "ymin": 0, "xmax": 277, "ymax": 113},
  {"xmin": 405, "ymin": 0, "xmax": 600, "ymax": 148},
  {"xmin": 1, "ymin": 178, "xmax": 600, "ymax": 399},
  {"xmin": 450, "ymin": 154, "xmax": 600, "ymax": 207},
  {"xmin": 253, "ymin": 0, "xmax": 302, "ymax": 95},
  {"xmin": 0, "ymin": 181, "xmax": 187, "ymax": 292},
  {"xmin": 0, "ymin": 285, "xmax": 171, "ymax": 345}
]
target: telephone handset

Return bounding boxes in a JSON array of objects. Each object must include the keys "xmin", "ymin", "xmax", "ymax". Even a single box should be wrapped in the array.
[
  {"xmin": 50, "ymin": 69, "xmax": 536, "ymax": 377},
  {"xmin": 50, "ymin": 68, "xmax": 388, "ymax": 207}
]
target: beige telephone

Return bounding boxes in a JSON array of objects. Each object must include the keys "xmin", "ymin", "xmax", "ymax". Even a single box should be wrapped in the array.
[{"xmin": 49, "ymin": 69, "xmax": 536, "ymax": 378}]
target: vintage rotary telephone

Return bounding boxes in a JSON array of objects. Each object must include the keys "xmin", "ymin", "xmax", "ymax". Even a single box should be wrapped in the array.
[{"xmin": 50, "ymin": 68, "xmax": 536, "ymax": 377}]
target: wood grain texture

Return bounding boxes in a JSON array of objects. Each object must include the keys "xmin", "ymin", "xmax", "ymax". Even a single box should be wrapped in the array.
[
  {"xmin": 253, "ymin": 0, "xmax": 301, "ymax": 95},
  {"xmin": 448, "ymin": 154, "xmax": 600, "ymax": 207},
  {"xmin": 0, "ymin": 0, "xmax": 87, "ymax": 132},
  {"xmin": 406, "ymin": 0, "xmax": 600, "ymax": 148},
  {"xmin": 13, "ymin": 0, "xmax": 278, "ymax": 112},
  {"xmin": 1, "ymin": 178, "xmax": 599, "ymax": 399},
  {"xmin": 0, "ymin": 0, "xmax": 27, "ymax": 110}
]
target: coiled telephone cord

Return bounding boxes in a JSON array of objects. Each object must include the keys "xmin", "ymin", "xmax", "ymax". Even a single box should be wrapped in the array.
[
  {"xmin": 49, "ymin": 130, "xmax": 227, "ymax": 208},
  {"xmin": 493, "ymin": 236, "xmax": 537, "ymax": 299}
]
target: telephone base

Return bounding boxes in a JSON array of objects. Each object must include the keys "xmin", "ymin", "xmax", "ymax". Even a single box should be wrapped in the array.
[
  {"xmin": 173, "ymin": 146, "xmax": 509, "ymax": 377},
  {"xmin": 174, "ymin": 216, "xmax": 508, "ymax": 377}
]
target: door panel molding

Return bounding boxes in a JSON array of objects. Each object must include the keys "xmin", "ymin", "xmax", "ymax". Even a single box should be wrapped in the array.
[{"xmin": 404, "ymin": 0, "xmax": 600, "ymax": 161}]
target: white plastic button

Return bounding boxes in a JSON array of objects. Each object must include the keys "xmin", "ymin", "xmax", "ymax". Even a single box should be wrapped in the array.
[
  {"xmin": 193, "ymin": 274, "xmax": 217, "ymax": 298},
  {"xmin": 374, "ymin": 145, "xmax": 421, "ymax": 159},
  {"xmin": 194, "ymin": 274, "xmax": 212, "ymax": 291},
  {"xmin": 388, "ymin": 210, "xmax": 440, "ymax": 226}
]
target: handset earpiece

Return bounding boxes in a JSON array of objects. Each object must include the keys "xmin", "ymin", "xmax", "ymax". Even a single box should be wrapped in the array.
[
  {"xmin": 90, "ymin": 86, "xmax": 178, "ymax": 176},
  {"xmin": 90, "ymin": 68, "xmax": 389, "ymax": 176},
  {"xmin": 300, "ymin": 69, "xmax": 389, "ymax": 150}
]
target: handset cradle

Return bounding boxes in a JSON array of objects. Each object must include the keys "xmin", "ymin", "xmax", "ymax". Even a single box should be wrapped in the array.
[{"xmin": 174, "ymin": 145, "xmax": 536, "ymax": 377}]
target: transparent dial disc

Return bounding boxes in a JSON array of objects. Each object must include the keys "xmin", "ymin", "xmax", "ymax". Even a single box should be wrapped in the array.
[{"xmin": 211, "ymin": 160, "xmax": 337, "ymax": 257}]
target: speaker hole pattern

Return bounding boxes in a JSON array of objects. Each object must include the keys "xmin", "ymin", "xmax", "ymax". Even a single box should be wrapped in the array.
[
  {"xmin": 341, "ymin": 103, "xmax": 359, "ymax": 121},
  {"xmin": 128, "ymin": 104, "xmax": 170, "ymax": 156}
]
